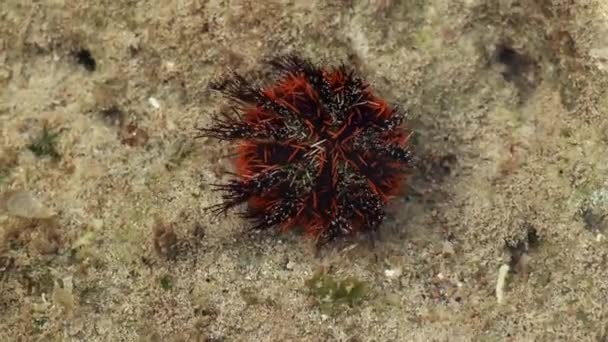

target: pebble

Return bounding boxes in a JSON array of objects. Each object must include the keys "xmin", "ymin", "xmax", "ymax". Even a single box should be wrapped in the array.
[
  {"xmin": 442, "ymin": 241, "xmax": 455, "ymax": 257},
  {"xmin": 285, "ymin": 260, "xmax": 296, "ymax": 270},
  {"xmin": 120, "ymin": 123, "xmax": 149, "ymax": 147},
  {"xmin": 148, "ymin": 97, "xmax": 160, "ymax": 109},
  {"xmin": 384, "ymin": 268, "xmax": 402, "ymax": 279}
]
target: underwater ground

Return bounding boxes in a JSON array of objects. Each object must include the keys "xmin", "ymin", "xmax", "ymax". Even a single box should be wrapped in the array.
[{"xmin": 2, "ymin": 0, "xmax": 608, "ymax": 341}]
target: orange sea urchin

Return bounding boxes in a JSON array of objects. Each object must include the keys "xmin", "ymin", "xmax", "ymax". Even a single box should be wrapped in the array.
[{"xmin": 199, "ymin": 55, "xmax": 412, "ymax": 245}]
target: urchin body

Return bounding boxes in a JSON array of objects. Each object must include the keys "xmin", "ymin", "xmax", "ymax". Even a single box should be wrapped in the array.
[{"xmin": 200, "ymin": 55, "xmax": 412, "ymax": 244}]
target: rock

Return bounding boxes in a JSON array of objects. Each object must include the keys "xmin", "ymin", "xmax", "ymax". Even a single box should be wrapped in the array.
[
  {"xmin": 590, "ymin": 47, "xmax": 608, "ymax": 72},
  {"xmin": 3, "ymin": 190, "xmax": 54, "ymax": 219}
]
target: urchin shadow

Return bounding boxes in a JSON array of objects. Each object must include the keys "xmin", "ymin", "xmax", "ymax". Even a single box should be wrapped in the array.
[{"xmin": 373, "ymin": 114, "xmax": 461, "ymax": 247}]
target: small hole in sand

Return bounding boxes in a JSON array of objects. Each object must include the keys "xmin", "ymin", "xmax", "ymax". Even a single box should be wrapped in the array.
[{"xmin": 74, "ymin": 49, "xmax": 96, "ymax": 72}]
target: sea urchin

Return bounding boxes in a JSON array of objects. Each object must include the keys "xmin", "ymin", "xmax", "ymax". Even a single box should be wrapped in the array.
[{"xmin": 199, "ymin": 55, "xmax": 412, "ymax": 245}]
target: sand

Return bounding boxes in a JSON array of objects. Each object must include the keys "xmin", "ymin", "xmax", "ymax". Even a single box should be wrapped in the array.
[{"xmin": 1, "ymin": 0, "xmax": 608, "ymax": 341}]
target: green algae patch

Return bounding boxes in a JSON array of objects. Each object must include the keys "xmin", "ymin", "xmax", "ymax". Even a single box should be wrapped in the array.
[{"xmin": 305, "ymin": 271, "xmax": 368, "ymax": 314}]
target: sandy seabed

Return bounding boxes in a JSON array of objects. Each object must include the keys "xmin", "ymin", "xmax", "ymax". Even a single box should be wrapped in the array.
[{"xmin": 2, "ymin": 1, "xmax": 608, "ymax": 341}]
